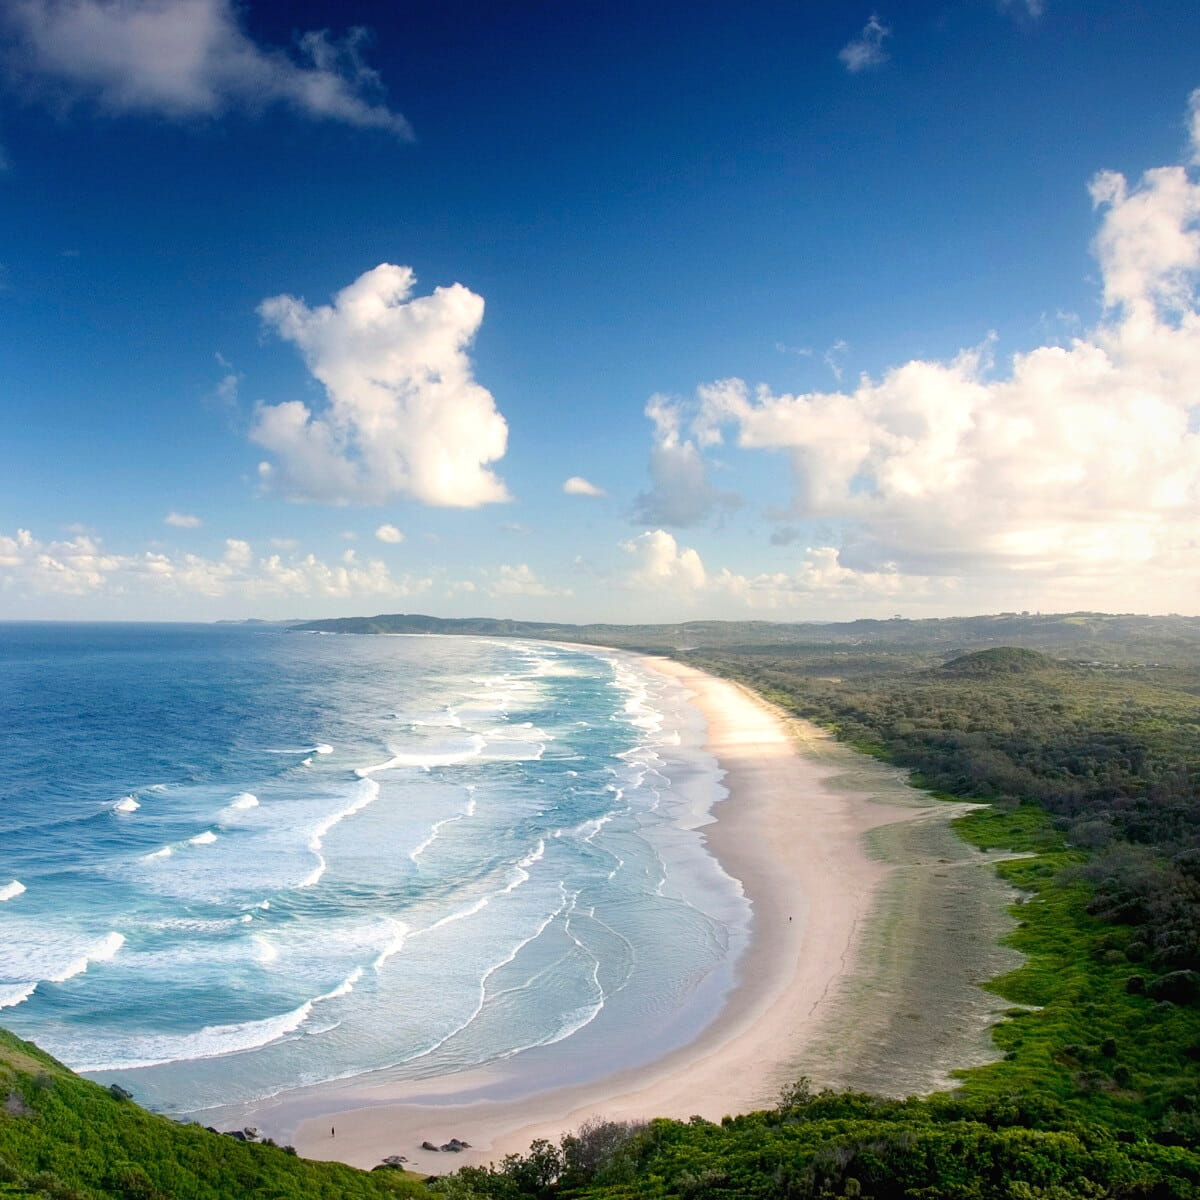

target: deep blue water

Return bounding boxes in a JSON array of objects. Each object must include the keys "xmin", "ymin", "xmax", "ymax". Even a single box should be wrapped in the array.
[{"xmin": 0, "ymin": 624, "xmax": 748, "ymax": 1114}]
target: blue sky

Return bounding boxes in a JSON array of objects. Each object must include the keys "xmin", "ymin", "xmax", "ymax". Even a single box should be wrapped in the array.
[{"xmin": 1, "ymin": 0, "xmax": 1199, "ymax": 621}]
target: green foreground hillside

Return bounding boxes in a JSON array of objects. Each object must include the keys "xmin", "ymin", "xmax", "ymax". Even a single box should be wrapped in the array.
[
  {"xmin": 3, "ymin": 1019, "xmax": 1199, "ymax": 1200},
  {"xmin": 5, "ymin": 612, "xmax": 1200, "ymax": 1198},
  {"xmin": 0, "ymin": 1029, "xmax": 427, "ymax": 1199}
]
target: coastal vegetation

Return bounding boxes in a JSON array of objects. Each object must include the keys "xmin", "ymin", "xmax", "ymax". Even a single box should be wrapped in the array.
[
  {"xmin": 0, "ymin": 1029, "xmax": 426, "ymax": 1199},
  {"xmin": 4, "ymin": 612, "xmax": 1200, "ymax": 1197}
]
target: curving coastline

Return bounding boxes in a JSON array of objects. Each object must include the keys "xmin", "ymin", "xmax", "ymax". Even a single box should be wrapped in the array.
[{"xmin": 252, "ymin": 655, "xmax": 1016, "ymax": 1172}]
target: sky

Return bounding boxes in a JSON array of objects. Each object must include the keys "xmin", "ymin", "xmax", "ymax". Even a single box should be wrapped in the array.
[{"xmin": 1, "ymin": 0, "xmax": 1199, "ymax": 623}]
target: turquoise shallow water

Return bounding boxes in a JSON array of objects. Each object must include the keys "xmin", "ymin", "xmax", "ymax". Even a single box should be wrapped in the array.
[{"xmin": 0, "ymin": 624, "xmax": 749, "ymax": 1115}]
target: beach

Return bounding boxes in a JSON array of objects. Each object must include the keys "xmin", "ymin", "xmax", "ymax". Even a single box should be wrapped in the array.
[{"xmin": 250, "ymin": 654, "xmax": 1016, "ymax": 1173}]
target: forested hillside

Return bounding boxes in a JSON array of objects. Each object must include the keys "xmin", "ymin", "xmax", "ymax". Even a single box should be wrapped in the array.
[{"xmin": 0, "ymin": 1029, "xmax": 426, "ymax": 1199}]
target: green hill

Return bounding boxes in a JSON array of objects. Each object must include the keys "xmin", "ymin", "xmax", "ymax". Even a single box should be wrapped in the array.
[
  {"xmin": 940, "ymin": 647, "xmax": 1066, "ymax": 676},
  {"xmin": 0, "ymin": 1028, "xmax": 427, "ymax": 1199},
  {"xmin": 5, "ymin": 1025, "xmax": 1200, "ymax": 1200}
]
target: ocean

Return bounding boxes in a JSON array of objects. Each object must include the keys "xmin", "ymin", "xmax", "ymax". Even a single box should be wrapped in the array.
[{"xmin": 0, "ymin": 623, "xmax": 749, "ymax": 1117}]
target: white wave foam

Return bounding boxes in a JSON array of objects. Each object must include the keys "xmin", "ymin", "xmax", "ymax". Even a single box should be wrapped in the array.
[
  {"xmin": 297, "ymin": 858, "xmax": 326, "ymax": 888},
  {"xmin": 229, "ymin": 793, "xmax": 258, "ymax": 809},
  {"xmin": 113, "ymin": 796, "xmax": 140, "ymax": 813},
  {"xmin": 318, "ymin": 965, "xmax": 363, "ymax": 999},
  {"xmin": 409, "ymin": 820, "xmax": 453, "ymax": 862},
  {"xmin": 252, "ymin": 936, "xmax": 279, "ymax": 965},
  {"xmin": 147, "ymin": 784, "xmax": 168, "ymax": 792},
  {"xmin": 372, "ymin": 918, "xmax": 411, "ymax": 970},
  {"xmin": 354, "ymin": 759, "xmax": 395, "ymax": 777},
  {"xmin": 0, "ymin": 880, "xmax": 26, "ymax": 902},
  {"xmin": 410, "ymin": 795, "xmax": 478, "ymax": 863},
  {"xmin": 296, "ymin": 778, "xmax": 380, "ymax": 889},
  {"xmin": 411, "ymin": 893, "xmax": 493, "ymax": 940},
  {"xmin": 0, "ymin": 982, "xmax": 37, "ymax": 1010},
  {"xmin": 143, "ymin": 847, "xmax": 172, "ymax": 861},
  {"xmin": 46, "ymin": 931, "xmax": 125, "ymax": 983},
  {"xmin": 356, "ymin": 733, "xmax": 487, "ymax": 775},
  {"xmin": 313, "ymin": 743, "xmax": 333, "ymax": 755},
  {"xmin": 518, "ymin": 839, "xmax": 546, "ymax": 871},
  {"xmin": 188, "ymin": 831, "xmax": 217, "ymax": 846},
  {"xmin": 407, "ymin": 844, "xmax": 544, "ymax": 949},
  {"xmin": 71, "ymin": 998, "xmax": 316, "ymax": 1072}
]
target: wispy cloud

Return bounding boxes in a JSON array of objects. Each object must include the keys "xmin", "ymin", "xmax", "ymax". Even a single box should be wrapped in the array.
[
  {"xmin": 164, "ymin": 511, "xmax": 202, "ymax": 528},
  {"xmin": 823, "ymin": 339, "xmax": 849, "ymax": 382},
  {"xmin": 838, "ymin": 14, "xmax": 890, "ymax": 74},
  {"xmin": 374, "ymin": 523, "xmax": 404, "ymax": 543},
  {"xmin": 253, "ymin": 263, "xmax": 510, "ymax": 508},
  {"xmin": 998, "ymin": 0, "xmax": 1045, "ymax": 19},
  {"xmin": 0, "ymin": 0, "xmax": 411, "ymax": 136}
]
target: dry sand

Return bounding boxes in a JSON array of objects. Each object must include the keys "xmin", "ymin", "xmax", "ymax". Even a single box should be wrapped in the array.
[{"xmin": 248, "ymin": 655, "xmax": 1017, "ymax": 1173}]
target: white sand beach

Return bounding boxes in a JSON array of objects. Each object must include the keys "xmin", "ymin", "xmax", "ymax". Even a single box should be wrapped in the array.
[{"xmin": 251, "ymin": 655, "xmax": 1004, "ymax": 1173}]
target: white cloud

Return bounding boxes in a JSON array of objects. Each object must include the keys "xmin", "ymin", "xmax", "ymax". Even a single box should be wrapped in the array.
[
  {"xmin": 823, "ymin": 339, "xmax": 849, "ymax": 382},
  {"xmin": 252, "ymin": 263, "xmax": 511, "ymax": 508},
  {"xmin": 212, "ymin": 353, "xmax": 240, "ymax": 407},
  {"xmin": 618, "ymin": 531, "xmax": 927, "ymax": 611},
  {"xmin": 633, "ymin": 396, "xmax": 739, "ymax": 527},
  {"xmin": 486, "ymin": 563, "xmax": 569, "ymax": 598},
  {"xmin": 164, "ymin": 511, "xmax": 202, "ymax": 528},
  {"xmin": 0, "ymin": 528, "xmax": 430, "ymax": 604},
  {"xmin": 838, "ymin": 14, "xmax": 890, "ymax": 73},
  {"xmin": 374, "ymin": 523, "xmax": 404, "ymax": 543},
  {"xmin": 711, "ymin": 547, "xmax": 942, "ymax": 609},
  {"xmin": 676, "ymin": 96, "xmax": 1200, "ymax": 607},
  {"xmin": 1, "ymin": 0, "xmax": 411, "ymax": 135},
  {"xmin": 563, "ymin": 475, "xmax": 606, "ymax": 497},
  {"xmin": 621, "ymin": 530, "xmax": 707, "ymax": 593}
]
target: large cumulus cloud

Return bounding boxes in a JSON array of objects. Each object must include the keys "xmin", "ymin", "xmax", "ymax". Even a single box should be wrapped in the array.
[
  {"xmin": 252, "ymin": 264, "xmax": 511, "ymax": 508},
  {"xmin": 650, "ymin": 92, "xmax": 1200, "ymax": 607}
]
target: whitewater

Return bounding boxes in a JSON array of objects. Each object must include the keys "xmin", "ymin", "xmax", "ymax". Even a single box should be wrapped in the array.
[{"xmin": 0, "ymin": 623, "xmax": 749, "ymax": 1115}]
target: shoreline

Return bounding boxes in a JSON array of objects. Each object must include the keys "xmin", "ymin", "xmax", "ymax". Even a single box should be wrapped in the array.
[{"xmin": 246, "ymin": 652, "xmax": 1010, "ymax": 1173}]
